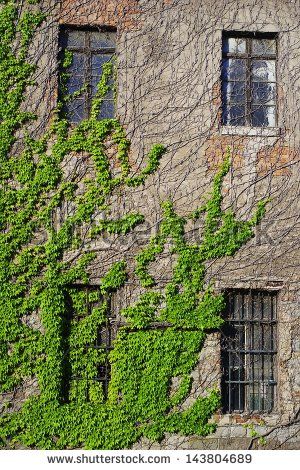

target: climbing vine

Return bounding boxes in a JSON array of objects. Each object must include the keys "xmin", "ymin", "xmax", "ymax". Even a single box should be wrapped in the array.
[{"xmin": 0, "ymin": 0, "xmax": 268, "ymax": 449}]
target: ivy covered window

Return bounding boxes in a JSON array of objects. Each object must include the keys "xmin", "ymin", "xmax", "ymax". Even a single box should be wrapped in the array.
[
  {"xmin": 221, "ymin": 290, "xmax": 277, "ymax": 414},
  {"xmin": 221, "ymin": 32, "xmax": 277, "ymax": 127},
  {"xmin": 59, "ymin": 28, "xmax": 116, "ymax": 123},
  {"xmin": 65, "ymin": 286, "xmax": 116, "ymax": 402}
]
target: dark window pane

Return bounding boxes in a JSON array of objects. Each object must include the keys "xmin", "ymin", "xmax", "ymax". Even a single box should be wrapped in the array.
[
  {"xmin": 222, "ymin": 35, "xmax": 277, "ymax": 128},
  {"xmin": 252, "ymin": 39, "xmax": 276, "ymax": 56},
  {"xmin": 63, "ymin": 30, "xmax": 85, "ymax": 48},
  {"xmin": 66, "ymin": 99, "xmax": 85, "ymax": 123},
  {"xmin": 222, "ymin": 81, "xmax": 246, "ymax": 104},
  {"xmin": 222, "ymin": 105, "xmax": 245, "ymax": 126},
  {"xmin": 230, "ymin": 382, "xmax": 245, "ymax": 412},
  {"xmin": 91, "ymin": 77, "xmax": 114, "ymax": 98},
  {"xmin": 262, "ymin": 294, "xmax": 272, "ymax": 320},
  {"xmin": 91, "ymin": 54, "xmax": 113, "ymax": 75},
  {"xmin": 91, "ymin": 77, "xmax": 99, "ymax": 96},
  {"xmin": 98, "ymin": 100, "xmax": 115, "ymax": 119},
  {"xmin": 252, "ymin": 105, "xmax": 275, "ymax": 127},
  {"xmin": 67, "ymin": 75, "xmax": 84, "ymax": 94},
  {"xmin": 60, "ymin": 29, "xmax": 116, "ymax": 123},
  {"xmin": 252, "ymin": 82, "xmax": 276, "ymax": 105},
  {"xmin": 262, "ymin": 324, "xmax": 272, "ymax": 350},
  {"xmin": 243, "ymin": 294, "xmax": 251, "ymax": 320},
  {"xmin": 68, "ymin": 53, "xmax": 86, "ymax": 73},
  {"xmin": 252, "ymin": 292, "xmax": 262, "ymax": 320},
  {"xmin": 252, "ymin": 60, "xmax": 276, "ymax": 81},
  {"xmin": 271, "ymin": 296, "xmax": 276, "ymax": 320},
  {"xmin": 221, "ymin": 290, "xmax": 277, "ymax": 413},
  {"xmin": 90, "ymin": 31, "xmax": 116, "ymax": 49},
  {"xmin": 251, "ymin": 323, "xmax": 261, "ymax": 350},
  {"xmin": 233, "ymin": 292, "xmax": 243, "ymax": 319},
  {"xmin": 223, "ymin": 37, "xmax": 246, "ymax": 54},
  {"xmin": 222, "ymin": 58, "xmax": 246, "ymax": 80},
  {"xmin": 249, "ymin": 383, "xmax": 260, "ymax": 411}
]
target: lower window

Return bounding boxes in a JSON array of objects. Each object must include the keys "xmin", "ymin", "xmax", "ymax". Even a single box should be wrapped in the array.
[
  {"xmin": 221, "ymin": 290, "xmax": 277, "ymax": 413},
  {"xmin": 65, "ymin": 285, "xmax": 116, "ymax": 402}
]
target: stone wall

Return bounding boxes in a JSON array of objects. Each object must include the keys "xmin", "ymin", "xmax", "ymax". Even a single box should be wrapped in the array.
[{"xmin": 1, "ymin": 0, "xmax": 299, "ymax": 449}]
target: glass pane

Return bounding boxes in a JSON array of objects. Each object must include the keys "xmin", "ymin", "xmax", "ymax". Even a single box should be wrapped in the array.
[
  {"xmin": 252, "ymin": 82, "xmax": 276, "ymax": 104},
  {"xmin": 271, "ymin": 296, "xmax": 276, "ymax": 320},
  {"xmin": 262, "ymin": 324, "xmax": 272, "ymax": 350},
  {"xmin": 252, "ymin": 59, "xmax": 276, "ymax": 81},
  {"xmin": 91, "ymin": 77, "xmax": 114, "ymax": 98},
  {"xmin": 252, "ymin": 105, "xmax": 276, "ymax": 127},
  {"xmin": 230, "ymin": 382, "xmax": 245, "ymax": 412},
  {"xmin": 68, "ymin": 53, "xmax": 86, "ymax": 73},
  {"xmin": 249, "ymin": 382, "xmax": 260, "ymax": 411},
  {"xmin": 98, "ymin": 364, "xmax": 108, "ymax": 379},
  {"xmin": 90, "ymin": 31, "xmax": 116, "ymax": 49},
  {"xmin": 222, "ymin": 58, "xmax": 246, "ymax": 80},
  {"xmin": 262, "ymin": 294, "xmax": 272, "ymax": 319},
  {"xmin": 251, "ymin": 323, "xmax": 261, "ymax": 350},
  {"xmin": 252, "ymin": 293, "xmax": 262, "ymax": 320},
  {"xmin": 236, "ymin": 325, "xmax": 245, "ymax": 350},
  {"xmin": 233, "ymin": 292, "xmax": 243, "ymax": 319},
  {"xmin": 91, "ymin": 54, "xmax": 113, "ymax": 75},
  {"xmin": 262, "ymin": 383, "xmax": 275, "ymax": 411},
  {"xmin": 243, "ymin": 294, "xmax": 251, "ymax": 320},
  {"xmin": 226, "ymin": 292, "xmax": 234, "ymax": 320},
  {"xmin": 67, "ymin": 75, "xmax": 84, "ymax": 94},
  {"xmin": 252, "ymin": 39, "xmax": 276, "ymax": 56},
  {"xmin": 222, "ymin": 81, "xmax": 246, "ymax": 104},
  {"xmin": 223, "ymin": 37, "xmax": 246, "ymax": 54},
  {"xmin": 98, "ymin": 100, "xmax": 115, "ymax": 119},
  {"xmin": 252, "ymin": 355, "xmax": 262, "ymax": 381},
  {"xmin": 63, "ymin": 30, "xmax": 85, "ymax": 48},
  {"xmin": 222, "ymin": 105, "xmax": 246, "ymax": 126},
  {"xmin": 66, "ymin": 99, "xmax": 85, "ymax": 123}
]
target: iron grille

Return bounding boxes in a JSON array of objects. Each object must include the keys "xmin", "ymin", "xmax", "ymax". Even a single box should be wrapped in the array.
[
  {"xmin": 59, "ymin": 28, "xmax": 116, "ymax": 122},
  {"xmin": 221, "ymin": 290, "xmax": 277, "ymax": 413},
  {"xmin": 221, "ymin": 32, "xmax": 277, "ymax": 127},
  {"xmin": 66, "ymin": 285, "xmax": 116, "ymax": 401}
]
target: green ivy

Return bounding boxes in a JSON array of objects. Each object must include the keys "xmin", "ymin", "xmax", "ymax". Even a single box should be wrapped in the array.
[{"xmin": 0, "ymin": 1, "xmax": 268, "ymax": 450}]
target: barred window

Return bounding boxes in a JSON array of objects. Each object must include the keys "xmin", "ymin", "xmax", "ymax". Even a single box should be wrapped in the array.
[
  {"xmin": 65, "ymin": 286, "xmax": 116, "ymax": 402},
  {"xmin": 221, "ymin": 290, "xmax": 277, "ymax": 413},
  {"xmin": 221, "ymin": 33, "xmax": 277, "ymax": 127},
  {"xmin": 59, "ymin": 28, "xmax": 116, "ymax": 123}
]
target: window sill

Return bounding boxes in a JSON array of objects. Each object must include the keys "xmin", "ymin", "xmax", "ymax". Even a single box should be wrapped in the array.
[
  {"xmin": 220, "ymin": 126, "xmax": 282, "ymax": 137},
  {"xmin": 215, "ymin": 412, "xmax": 280, "ymax": 426}
]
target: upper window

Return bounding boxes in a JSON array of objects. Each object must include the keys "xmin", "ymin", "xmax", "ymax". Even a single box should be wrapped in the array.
[
  {"xmin": 221, "ymin": 33, "xmax": 277, "ymax": 127},
  {"xmin": 221, "ymin": 290, "xmax": 277, "ymax": 414},
  {"xmin": 59, "ymin": 28, "xmax": 116, "ymax": 123}
]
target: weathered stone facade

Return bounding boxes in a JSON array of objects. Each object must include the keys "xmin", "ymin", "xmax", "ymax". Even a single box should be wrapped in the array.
[{"xmin": 1, "ymin": 0, "xmax": 300, "ymax": 449}]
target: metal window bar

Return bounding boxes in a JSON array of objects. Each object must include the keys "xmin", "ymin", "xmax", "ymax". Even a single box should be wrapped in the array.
[
  {"xmin": 68, "ymin": 285, "xmax": 115, "ymax": 401},
  {"xmin": 221, "ymin": 290, "xmax": 277, "ymax": 413},
  {"xmin": 59, "ymin": 28, "xmax": 116, "ymax": 122},
  {"xmin": 221, "ymin": 32, "xmax": 277, "ymax": 127}
]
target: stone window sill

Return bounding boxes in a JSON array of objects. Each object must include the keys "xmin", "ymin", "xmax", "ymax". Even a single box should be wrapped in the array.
[
  {"xmin": 215, "ymin": 413, "xmax": 280, "ymax": 426},
  {"xmin": 220, "ymin": 126, "xmax": 282, "ymax": 137}
]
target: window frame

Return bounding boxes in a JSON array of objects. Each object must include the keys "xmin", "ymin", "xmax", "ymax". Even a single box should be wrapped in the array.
[
  {"xmin": 66, "ymin": 284, "xmax": 116, "ymax": 402},
  {"xmin": 221, "ymin": 31, "xmax": 278, "ymax": 128},
  {"xmin": 59, "ymin": 26, "xmax": 116, "ymax": 123},
  {"xmin": 220, "ymin": 289, "xmax": 278, "ymax": 415}
]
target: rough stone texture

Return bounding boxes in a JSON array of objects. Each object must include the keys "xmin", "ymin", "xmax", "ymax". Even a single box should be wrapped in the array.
[{"xmin": 2, "ymin": 0, "xmax": 300, "ymax": 449}]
